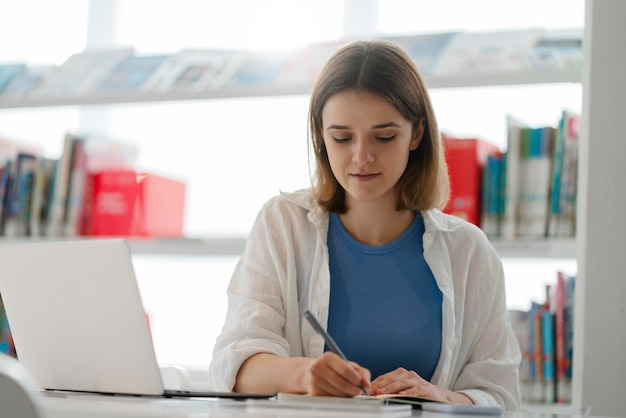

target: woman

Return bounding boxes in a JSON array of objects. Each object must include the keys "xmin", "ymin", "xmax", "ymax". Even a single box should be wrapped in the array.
[{"xmin": 208, "ymin": 40, "xmax": 521, "ymax": 410}]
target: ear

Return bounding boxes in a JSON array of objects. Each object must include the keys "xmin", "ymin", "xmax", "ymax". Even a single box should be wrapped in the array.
[{"xmin": 410, "ymin": 119, "xmax": 425, "ymax": 151}]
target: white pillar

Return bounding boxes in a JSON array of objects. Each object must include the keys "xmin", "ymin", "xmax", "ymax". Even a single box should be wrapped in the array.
[
  {"xmin": 80, "ymin": 0, "xmax": 119, "ymax": 132},
  {"xmin": 342, "ymin": 0, "xmax": 378, "ymax": 38},
  {"xmin": 572, "ymin": 1, "xmax": 626, "ymax": 416}
]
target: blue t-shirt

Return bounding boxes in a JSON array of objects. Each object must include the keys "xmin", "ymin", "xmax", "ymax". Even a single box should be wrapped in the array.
[{"xmin": 326, "ymin": 212, "xmax": 443, "ymax": 381}]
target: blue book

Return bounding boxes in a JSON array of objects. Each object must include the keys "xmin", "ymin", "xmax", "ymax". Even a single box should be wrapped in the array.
[{"xmin": 542, "ymin": 310, "xmax": 555, "ymax": 403}]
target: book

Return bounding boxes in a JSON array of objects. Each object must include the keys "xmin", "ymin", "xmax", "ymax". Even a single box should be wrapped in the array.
[
  {"xmin": 98, "ymin": 54, "xmax": 170, "ymax": 93},
  {"xmin": 81, "ymin": 170, "xmax": 184, "ymax": 237},
  {"xmin": 46, "ymin": 133, "xmax": 78, "ymax": 236},
  {"xmin": 81, "ymin": 169, "xmax": 140, "ymax": 237},
  {"xmin": 30, "ymin": 48, "xmax": 134, "ymax": 97},
  {"xmin": 552, "ymin": 271, "xmax": 571, "ymax": 403},
  {"xmin": 517, "ymin": 126, "xmax": 556, "ymax": 237},
  {"xmin": 442, "ymin": 134, "xmax": 501, "ymax": 227},
  {"xmin": 0, "ymin": 294, "xmax": 16, "ymax": 358},
  {"xmin": 480, "ymin": 151, "xmax": 505, "ymax": 237},
  {"xmin": 47, "ymin": 132, "xmax": 137, "ymax": 237},
  {"xmin": 542, "ymin": 310, "xmax": 556, "ymax": 403},
  {"xmin": 501, "ymin": 116, "xmax": 527, "ymax": 239},
  {"xmin": 28, "ymin": 157, "xmax": 57, "ymax": 237},
  {"xmin": 509, "ymin": 309, "xmax": 531, "ymax": 402},
  {"xmin": 2, "ymin": 152, "xmax": 38, "ymax": 236},
  {"xmin": 528, "ymin": 301, "xmax": 545, "ymax": 403},
  {"xmin": 246, "ymin": 393, "xmax": 413, "ymax": 417},
  {"xmin": 548, "ymin": 110, "xmax": 580, "ymax": 237},
  {"xmin": 563, "ymin": 274, "xmax": 576, "ymax": 402},
  {"xmin": 0, "ymin": 63, "xmax": 27, "ymax": 94},
  {"xmin": 143, "ymin": 49, "xmax": 246, "ymax": 93},
  {"xmin": 135, "ymin": 173, "xmax": 185, "ymax": 237},
  {"xmin": 0, "ymin": 65, "xmax": 55, "ymax": 99}
]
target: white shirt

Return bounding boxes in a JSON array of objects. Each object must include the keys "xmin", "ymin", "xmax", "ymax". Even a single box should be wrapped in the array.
[{"xmin": 208, "ymin": 189, "xmax": 521, "ymax": 410}]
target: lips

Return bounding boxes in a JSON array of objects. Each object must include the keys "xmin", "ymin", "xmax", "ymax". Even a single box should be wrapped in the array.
[{"xmin": 351, "ymin": 172, "xmax": 379, "ymax": 181}]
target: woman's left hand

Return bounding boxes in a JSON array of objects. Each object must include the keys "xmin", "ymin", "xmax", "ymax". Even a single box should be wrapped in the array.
[{"xmin": 369, "ymin": 368, "xmax": 473, "ymax": 405}]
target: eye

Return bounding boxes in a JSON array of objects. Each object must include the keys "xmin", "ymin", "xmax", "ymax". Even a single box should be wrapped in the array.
[
  {"xmin": 332, "ymin": 136, "xmax": 351, "ymax": 143},
  {"xmin": 377, "ymin": 135, "xmax": 395, "ymax": 142}
]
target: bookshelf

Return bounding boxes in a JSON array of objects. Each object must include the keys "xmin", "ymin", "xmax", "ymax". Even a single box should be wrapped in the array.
[{"xmin": 0, "ymin": 28, "xmax": 582, "ymax": 260}]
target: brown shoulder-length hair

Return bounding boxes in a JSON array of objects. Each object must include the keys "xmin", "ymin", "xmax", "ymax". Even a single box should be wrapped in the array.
[{"xmin": 308, "ymin": 40, "xmax": 450, "ymax": 213}]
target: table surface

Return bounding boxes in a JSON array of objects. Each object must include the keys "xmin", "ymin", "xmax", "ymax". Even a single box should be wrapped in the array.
[{"xmin": 37, "ymin": 391, "xmax": 619, "ymax": 418}]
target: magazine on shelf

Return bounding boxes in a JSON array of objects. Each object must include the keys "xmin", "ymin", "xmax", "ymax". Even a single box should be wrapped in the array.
[
  {"xmin": 382, "ymin": 32, "xmax": 458, "ymax": 77},
  {"xmin": 0, "ymin": 63, "xmax": 27, "ymax": 94},
  {"xmin": 98, "ymin": 54, "xmax": 170, "ymax": 93},
  {"xmin": 431, "ymin": 29, "xmax": 543, "ymax": 76},
  {"xmin": 276, "ymin": 40, "xmax": 350, "ymax": 86},
  {"xmin": 527, "ymin": 29, "xmax": 583, "ymax": 71},
  {"xmin": 0, "ymin": 65, "xmax": 55, "ymax": 99},
  {"xmin": 143, "ymin": 49, "xmax": 246, "ymax": 93},
  {"xmin": 30, "ymin": 48, "xmax": 134, "ymax": 98},
  {"xmin": 226, "ymin": 49, "xmax": 297, "ymax": 89}
]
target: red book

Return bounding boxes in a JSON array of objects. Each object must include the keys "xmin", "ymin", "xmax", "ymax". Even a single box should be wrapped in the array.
[
  {"xmin": 81, "ymin": 169, "xmax": 140, "ymax": 236},
  {"xmin": 135, "ymin": 173, "xmax": 185, "ymax": 237},
  {"xmin": 442, "ymin": 134, "xmax": 501, "ymax": 226}
]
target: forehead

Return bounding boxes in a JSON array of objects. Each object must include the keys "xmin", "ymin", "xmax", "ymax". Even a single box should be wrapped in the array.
[{"xmin": 322, "ymin": 90, "xmax": 406, "ymax": 127}]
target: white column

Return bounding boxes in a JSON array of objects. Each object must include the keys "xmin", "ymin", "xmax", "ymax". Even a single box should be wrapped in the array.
[
  {"xmin": 80, "ymin": 0, "xmax": 119, "ymax": 132},
  {"xmin": 342, "ymin": 0, "xmax": 378, "ymax": 38},
  {"xmin": 572, "ymin": 1, "xmax": 626, "ymax": 416}
]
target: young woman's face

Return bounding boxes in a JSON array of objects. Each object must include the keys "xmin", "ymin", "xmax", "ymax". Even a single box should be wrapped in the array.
[{"xmin": 322, "ymin": 90, "xmax": 423, "ymax": 207}]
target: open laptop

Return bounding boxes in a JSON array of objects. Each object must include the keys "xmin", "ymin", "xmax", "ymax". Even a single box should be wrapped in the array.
[{"xmin": 0, "ymin": 238, "xmax": 267, "ymax": 399}]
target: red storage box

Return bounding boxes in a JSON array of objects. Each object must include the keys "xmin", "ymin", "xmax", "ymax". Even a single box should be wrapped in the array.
[{"xmin": 81, "ymin": 170, "xmax": 185, "ymax": 237}]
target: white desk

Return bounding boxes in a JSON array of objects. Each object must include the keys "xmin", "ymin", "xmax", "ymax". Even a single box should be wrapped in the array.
[{"xmin": 37, "ymin": 392, "xmax": 610, "ymax": 418}]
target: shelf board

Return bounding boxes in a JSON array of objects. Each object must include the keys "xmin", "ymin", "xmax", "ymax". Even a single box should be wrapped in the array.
[
  {"xmin": 491, "ymin": 238, "xmax": 576, "ymax": 259},
  {"xmin": 0, "ymin": 236, "xmax": 576, "ymax": 258},
  {"xmin": 128, "ymin": 237, "xmax": 577, "ymax": 259},
  {"xmin": 0, "ymin": 68, "xmax": 581, "ymax": 109},
  {"xmin": 127, "ymin": 237, "xmax": 246, "ymax": 256}
]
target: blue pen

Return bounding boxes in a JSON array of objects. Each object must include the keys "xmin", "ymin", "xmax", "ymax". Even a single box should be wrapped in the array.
[{"xmin": 303, "ymin": 309, "xmax": 368, "ymax": 395}]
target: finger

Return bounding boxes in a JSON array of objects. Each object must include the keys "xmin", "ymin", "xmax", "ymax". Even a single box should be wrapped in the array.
[
  {"xmin": 374, "ymin": 369, "xmax": 424, "ymax": 395},
  {"xmin": 309, "ymin": 354, "xmax": 364, "ymax": 396}
]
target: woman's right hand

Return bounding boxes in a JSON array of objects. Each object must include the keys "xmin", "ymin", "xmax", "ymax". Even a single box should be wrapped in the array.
[{"xmin": 305, "ymin": 351, "xmax": 371, "ymax": 396}]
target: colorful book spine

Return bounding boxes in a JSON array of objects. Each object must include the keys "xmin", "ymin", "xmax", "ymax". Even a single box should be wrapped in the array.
[
  {"xmin": 480, "ymin": 152, "xmax": 504, "ymax": 237},
  {"xmin": 528, "ymin": 301, "xmax": 544, "ymax": 403},
  {"xmin": 517, "ymin": 126, "xmax": 556, "ymax": 237},
  {"xmin": 542, "ymin": 310, "xmax": 556, "ymax": 403},
  {"xmin": 501, "ymin": 116, "xmax": 525, "ymax": 238},
  {"xmin": 548, "ymin": 110, "xmax": 580, "ymax": 237}
]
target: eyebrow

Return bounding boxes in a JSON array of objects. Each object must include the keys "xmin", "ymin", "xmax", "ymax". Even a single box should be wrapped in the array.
[{"xmin": 326, "ymin": 122, "xmax": 402, "ymax": 130}]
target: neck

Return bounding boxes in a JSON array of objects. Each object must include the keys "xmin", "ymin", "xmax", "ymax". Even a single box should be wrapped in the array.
[{"xmin": 339, "ymin": 198, "xmax": 415, "ymax": 246}]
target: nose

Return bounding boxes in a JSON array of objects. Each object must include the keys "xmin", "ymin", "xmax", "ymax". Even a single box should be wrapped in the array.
[{"xmin": 352, "ymin": 137, "xmax": 374, "ymax": 165}]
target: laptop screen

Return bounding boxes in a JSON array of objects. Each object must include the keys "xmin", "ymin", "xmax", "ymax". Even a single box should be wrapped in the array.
[{"xmin": 0, "ymin": 239, "xmax": 165, "ymax": 395}]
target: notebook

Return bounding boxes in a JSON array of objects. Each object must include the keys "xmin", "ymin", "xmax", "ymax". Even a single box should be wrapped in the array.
[{"xmin": 0, "ymin": 238, "xmax": 267, "ymax": 399}]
